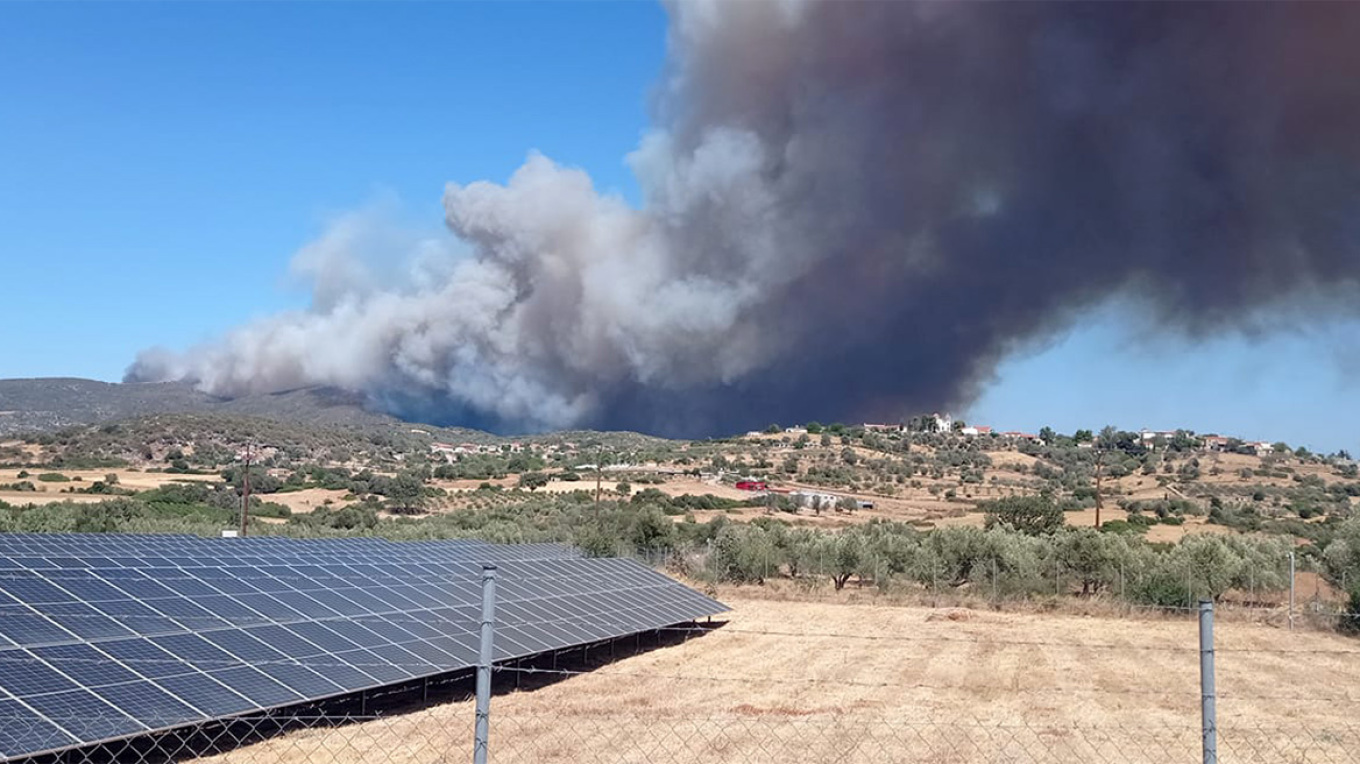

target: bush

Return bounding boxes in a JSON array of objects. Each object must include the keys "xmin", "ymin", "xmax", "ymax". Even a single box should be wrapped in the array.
[
  {"xmin": 36, "ymin": 473, "xmax": 70, "ymax": 483},
  {"xmin": 1341, "ymin": 587, "xmax": 1360, "ymax": 635},
  {"xmin": 251, "ymin": 501, "xmax": 292, "ymax": 519},
  {"xmin": 629, "ymin": 506, "xmax": 677, "ymax": 552},
  {"xmin": 1098, "ymin": 519, "xmax": 1146, "ymax": 535},
  {"xmin": 517, "ymin": 472, "xmax": 550, "ymax": 491},
  {"xmin": 1132, "ymin": 565, "xmax": 1194, "ymax": 608}
]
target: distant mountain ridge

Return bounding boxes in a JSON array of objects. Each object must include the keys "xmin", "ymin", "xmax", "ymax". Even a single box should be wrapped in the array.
[{"xmin": 0, "ymin": 378, "xmax": 407, "ymax": 435}]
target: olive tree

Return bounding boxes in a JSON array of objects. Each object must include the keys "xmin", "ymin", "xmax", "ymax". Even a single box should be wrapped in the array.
[
  {"xmin": 982, "ymin": 495, "xmax": 1064, "ymax": 536},
  {"xmin": 1052, "ymin": 529, "xmax": 1137, "ymax": 596}
]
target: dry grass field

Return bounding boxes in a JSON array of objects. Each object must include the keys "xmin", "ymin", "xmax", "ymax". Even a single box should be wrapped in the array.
[
  {"xmin": 0, "ymin": 491, "xmax": 112, "ymax": 506},
  {"xmin": 200, "ymin": 594, "xmax": 1360, "ymax": 763},
  {"xmin": 0, "ymin": 467, "xmax": 221, "ymax": 506}
]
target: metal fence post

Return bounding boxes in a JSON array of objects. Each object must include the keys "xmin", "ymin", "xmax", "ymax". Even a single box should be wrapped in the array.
[
  {"xmin": 1289, "ymin": 551, "xmax": 1296, "ymax": 631},
  {"xmin": 1199, "ymin": 599, "xmax": 1217, "ymax": 764},
  {"xmin": 991, "ymin": 557, "xmax": 998, "ymax": 604},
  {"xmin": 474, "ymin": 564, "xmax": 497, "ymax": 764},
  {"xmin": 1119, "ymin": 560, "xmax": 1126, "ymax": 613}
]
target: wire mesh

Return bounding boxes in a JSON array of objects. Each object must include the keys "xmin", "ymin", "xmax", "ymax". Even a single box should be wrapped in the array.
[{"xmin": 23, "ymin": 712, "xmax": 1355, "ymax": 763}]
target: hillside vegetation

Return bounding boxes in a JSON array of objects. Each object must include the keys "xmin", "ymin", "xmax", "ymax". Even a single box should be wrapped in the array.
[{"xmin": 2, "ymin": 414, "xmax": 1359, "ymax": 626}]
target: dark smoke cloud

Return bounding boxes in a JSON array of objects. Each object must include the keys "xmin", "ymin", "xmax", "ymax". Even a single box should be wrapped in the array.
[{"xmin": 127, "ymin": 0, "xmax": 1360, "ymax": 436}]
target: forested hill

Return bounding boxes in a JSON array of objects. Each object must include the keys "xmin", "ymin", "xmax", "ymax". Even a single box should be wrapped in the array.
[{"xmin": 0, "ymin": 378, "xmax": 405, "ymax": 435}]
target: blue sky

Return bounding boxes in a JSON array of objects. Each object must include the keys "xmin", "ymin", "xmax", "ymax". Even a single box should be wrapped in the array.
[{"xmin": 1, "ymin": 2, "xmax": 1355, "ymax": 455}]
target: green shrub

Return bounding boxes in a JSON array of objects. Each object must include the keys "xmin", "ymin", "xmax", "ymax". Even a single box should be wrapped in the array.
[
  {"xmin": 1131, "ymin": 566, "xmax": 1193, "ymax": 608},
  {"xmin": 1341, "ymin": 587, "xmax": 1360, "ymax": 635},
  {"xmin": 1098, "ymin": 520, "xmax": 1145, "ymax": 535},
  {"xmin": 36, "ymin": 473, "xmax": 70, "ymax": 483},
  {"xmin": 252, "ymin": 501, "xmax": 293, "ymax": 519}
]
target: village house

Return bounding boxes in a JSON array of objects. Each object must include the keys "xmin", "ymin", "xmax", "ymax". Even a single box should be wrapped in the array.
[
  {"xmin": 1201, "ymin": 435, "xmax": 1232, "ymax": 452},
  {"xmin": 429, "ymin": 442, "xmax": 460, "ymax": 459},
  {"xmin": 1139, "ymin": 429, "xmax": 1179, "ymax": 446},
  {"xmin": 863, "ymin": 423, "xmax": 904, "ymax": 433}
]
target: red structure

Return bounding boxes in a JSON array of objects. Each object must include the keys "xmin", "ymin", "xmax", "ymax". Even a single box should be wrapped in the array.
[{"xmin": 735, "ymin": 480, "xmax": 768, "ymax": 491}]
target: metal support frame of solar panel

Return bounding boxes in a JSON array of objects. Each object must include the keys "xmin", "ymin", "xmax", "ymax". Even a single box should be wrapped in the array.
[{"xmin": 0, "ymin": 541, "xmax": 725, "ymax": 760}]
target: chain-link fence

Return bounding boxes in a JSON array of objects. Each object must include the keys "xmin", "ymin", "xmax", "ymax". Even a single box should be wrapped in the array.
[
  {"xmin": 15, "ymin": 596, "xmax": 1360, "ymax": 763},
  {"xmin": 489, "ymin": 713, "xmax": 1360, "ymax": 764},
  {"xmin": 28, "ymin": 710, "xmax": 1360, "ymax": 763}
]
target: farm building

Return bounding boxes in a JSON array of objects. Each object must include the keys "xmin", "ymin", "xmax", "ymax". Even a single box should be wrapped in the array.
[{"xmin": 790, "ymin": 490, "xmax": 841, "ymax": 511}]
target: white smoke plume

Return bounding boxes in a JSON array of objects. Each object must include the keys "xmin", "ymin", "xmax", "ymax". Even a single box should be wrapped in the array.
[{"xmin": 128, "ymin": 1, "xmax": 1360, "ymax": 435}]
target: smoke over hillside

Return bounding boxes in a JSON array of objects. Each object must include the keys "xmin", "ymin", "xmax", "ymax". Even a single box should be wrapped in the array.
[{"xmin": 127, "ymin": 1, "xmax": 1360, "ymax": 436}]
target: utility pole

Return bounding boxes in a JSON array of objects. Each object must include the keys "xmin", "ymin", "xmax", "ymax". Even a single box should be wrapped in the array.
[
  {"xmin": 1093, "ymin": 448, "xmax": 1105, "ymax": 530},
  {"xmin": 1289, "ymin": 551, "xmax": 1296, "ymax": 631},
  {"xmin": 240, "ymin": 443, "xmax": 252, "ymax": 537},
  {"xmin": 594, "ymin": 447, "xmax": 603, "ymax": 526}
]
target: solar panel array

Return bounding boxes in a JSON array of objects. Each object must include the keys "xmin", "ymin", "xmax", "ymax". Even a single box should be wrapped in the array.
[{"xmin": 0, "ymin": 534, "xmax": 727, "ymax": 760}]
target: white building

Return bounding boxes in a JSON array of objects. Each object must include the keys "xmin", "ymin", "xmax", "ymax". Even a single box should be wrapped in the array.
[
  {"xmin": 790, "ymin": 490, "xmax": 842, "ymax": 511},
  {"xmin": 863, "ymin": 423, "xmax": 903, "ymax": 433}
]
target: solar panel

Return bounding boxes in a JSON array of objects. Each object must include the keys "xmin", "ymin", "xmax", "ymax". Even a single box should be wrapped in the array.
[{"xmin": 0, "ymin": 533, "xmax": 726, "ymax": 760}]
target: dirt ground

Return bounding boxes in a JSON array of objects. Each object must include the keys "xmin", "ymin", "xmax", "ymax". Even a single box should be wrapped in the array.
[
  {"xmin": 266, "ymin": 488, "xmax": 350, "ymax": 515},
  {"xmin": 639, "ymin": 477, "xmax": 754, "ymax": 501},
  {"xmin": 431, "ymin": 478, "xmax": 514, "ymax": 493},
  {"xmin": 201, "ymin": 594, "xmax": 1360, "ymax": 763}
]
